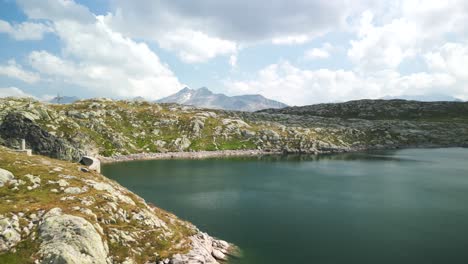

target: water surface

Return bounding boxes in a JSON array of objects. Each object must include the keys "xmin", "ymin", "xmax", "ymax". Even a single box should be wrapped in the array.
[{"xmin": 103, "ymin": 148, "xmax": 468, "ymax": 264}]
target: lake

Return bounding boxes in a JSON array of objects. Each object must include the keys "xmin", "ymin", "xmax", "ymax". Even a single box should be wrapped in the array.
[{"xmin": 102, "ymin": 148, "xmax": 468, "ymax": 264}]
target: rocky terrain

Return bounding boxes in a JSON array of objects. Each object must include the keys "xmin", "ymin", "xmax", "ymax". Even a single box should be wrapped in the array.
[
  {"xmin": 0, "ymin": 97, "xmax": 467, "ymax": 162},
  {"xmin": 156, "ymin": 87, "xmax": 287, "ymax": 112},
  {"xmin": 258, "ymin": 99, "xmax": 468, "ymax": 120},
  {"xmin": 0, "ymin": 97, "xmax": 467, "ymax": 263},
  {"xmin": 0, "ymin": 146, "xmax": 235, "ymax": 264}
]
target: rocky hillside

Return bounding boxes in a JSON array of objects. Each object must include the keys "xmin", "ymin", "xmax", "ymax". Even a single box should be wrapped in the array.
[
  {"xmin": 0, "ymin": 146, "xmax": 233, "ymax": 264},
  {"xmin": 0, "ymin": 97, "xmax": 467, "ymax": 162},
  {"xmin": 258, "ymin": 99, "xmax": 468, "ymax": 120},
  {"xmin": 0, "ymin": 97, "xmax": 467, "ymax": 263},
  {"xmin": 156, "ymin": 87, "xmax": 288, "ymax": 111}
]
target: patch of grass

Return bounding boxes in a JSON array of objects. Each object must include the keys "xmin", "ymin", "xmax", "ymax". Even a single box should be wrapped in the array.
[{"xmin": 0, "ymin": 238, "xmax": 40, "ymax": 264}]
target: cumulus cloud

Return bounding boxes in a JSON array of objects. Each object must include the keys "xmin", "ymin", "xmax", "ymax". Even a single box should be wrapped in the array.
[
  {"xmin": 17, "ymin": 0, "xmax": 183, "ymax": 100},
  {"xmin": 105, "ymin": 0, "xmax": 359, "ymax": 62},
  {"xmin": 348, "ymin": 11, "xmax": 419, "ymax": 71},
  {"xmin": 0, "ymin": 19, "xmax": 53, "ymax": 40},
  {"xmin": 17, "ymin": 0, "xmax": 95, "ymax": 23},
  {"xmin": 348, "ymin": 1, "xmax": 468, "ymax": 71},
  {"xmin": 224, "ymin": 61, "xmax": 464, "ymax": 105},
  {"xmin": 6, "ymin": 0, "xmax": 468, "ymax": 103},
  {"xmin": 110, "ymin": 0, "xmax": 352, "ymax": 41},
  {"xmin": 0, "ymin": 87, "xmax": 35, "ymax": 98},
  {"xmin": 155, "ymin": 29, "xmax": 237, "ymax": 63},
  {"xmin": 425, "ymin": 42, "xmax": 468, "ymax": 80},
  {"xmin": 0, "ymin": 60, "xmax": 40, "ymax": 83}
]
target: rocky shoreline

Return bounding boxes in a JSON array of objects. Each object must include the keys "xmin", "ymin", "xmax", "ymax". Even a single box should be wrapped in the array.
[
  {"xmin": 99, "ymin": 149, "xmax": 281, "ymax": 164},
  {"xmin": 0, "ymin": 146, "xmax": 238, "ymax": 264},
  {"xmin": 99, "ymin": 143, "xmax": 468, "ymax": 164}
]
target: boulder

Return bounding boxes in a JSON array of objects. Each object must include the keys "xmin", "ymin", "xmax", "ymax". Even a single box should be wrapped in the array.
[
  {"xmin": 38, "ymin": 208, "xmax": 109, "ymax": 264},
  {"xmin": 0, "ymin": 168, "xmax": 14, "ymax": 187},
  {"xmin": 173, "ymin": 137, "xmax": 191, "ymax": 151},
  {"xmin": 212, "ymin": 249, "xmax": 226, "ymax": 260},
  {"xmin": 64, "ymin": 187, "xmax": 85, "ymax": 194}
]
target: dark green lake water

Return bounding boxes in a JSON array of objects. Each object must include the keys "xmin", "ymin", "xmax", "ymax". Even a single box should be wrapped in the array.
[{"xmin": 102, "ymin": 148, "xmax": 468, "ymax": 264}]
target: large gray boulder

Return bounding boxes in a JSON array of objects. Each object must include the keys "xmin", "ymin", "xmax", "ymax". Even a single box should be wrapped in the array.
[
  {"xmin": 0, "ymin": 168, "xmax": 14, "ymax": 187},
  {"xmin": 38, "ymin": 208, "xmax": 109, "ymax": 264}
]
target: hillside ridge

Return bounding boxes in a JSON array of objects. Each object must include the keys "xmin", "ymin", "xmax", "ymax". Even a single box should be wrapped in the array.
[{"xmin": 0, "ymin": 97, "xmax": 467, "ymax": 162}]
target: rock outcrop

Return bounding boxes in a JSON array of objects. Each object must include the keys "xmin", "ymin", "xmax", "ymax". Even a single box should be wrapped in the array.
[
  {"xmin": 38, "ymin": 208, "xmax": 109, "ymax": 264},
  {"xmin": 1, "ymin": 97, "xmax": 467, "ymax": 160},
  {"xmin": 0, "ymin": 112, "xmax": 84, "ymax": 161},
  {"xmin": 0, "ymin": 146, "xmax": 233, "ymax": 264}
]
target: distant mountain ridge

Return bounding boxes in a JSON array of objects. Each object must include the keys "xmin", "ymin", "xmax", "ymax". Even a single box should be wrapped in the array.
[
  {"xmin": 382, "ymin": 94, "xmax": 463, "ymax": 102},
  {"xmin": 156, "ymin": 87, "xmax": 288, "ymax": 111},
  {"xmin": 48, "ymin": 96, "xmax": 80, "ymax": 104}
]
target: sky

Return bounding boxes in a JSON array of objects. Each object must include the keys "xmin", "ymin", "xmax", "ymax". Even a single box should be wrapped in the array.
[{"xmin": 0, "ymin": 0, "xmax": 467, "ymax": 106}]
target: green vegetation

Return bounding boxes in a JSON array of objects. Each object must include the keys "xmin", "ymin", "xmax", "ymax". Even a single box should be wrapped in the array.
[
  {"xmin": 0, "ymin": 146, "xmax": 205, "ymax": 263},
  {"xmin": 1, "ymin": 97, "xmax": 467, "ymax": 162}
]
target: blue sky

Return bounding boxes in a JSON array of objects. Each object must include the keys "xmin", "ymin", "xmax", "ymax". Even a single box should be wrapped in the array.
[{"xmin": 0, "ymin": 0, "xmax": 467, "ymax": 105}]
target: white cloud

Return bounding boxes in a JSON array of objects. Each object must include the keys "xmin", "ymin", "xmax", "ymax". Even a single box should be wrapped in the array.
[
  {"xmin": 17, "ymin": 0, "xmax": 94, "ymax": 23},
  {"xmin": 0, "ymin": 19, "xmax": 53, "ymax": 40},
  {"xmin": 225, "ymin": 62, "xmax": 378, "ymax": 105},
  {"xmin": 224, "ymin": 61, "xmax": 465, "ymax": 105},
  {"xmin": 18, "ymin": 1, "xmax": 183, "ymax": 100},
  {"xmin": 0, "ymin": 87, "xmax": 35, "ymax": 98},
  {"xmin": 348, "ymin": 1, "xmax": 468, "ymax": 71},
  {"xmin": 110, "ymin": 0, "xmax": 354, "ymax": 43},
  {"xmin": 272, "ymin": 35, "xmax": 310, "ymax": 45},
  {"xmin": 0, "ymin": 60, "xmax": 40, "ymax": 83},
  {"xmin": 348, "ymin": 11, "xmax": 418, "ymax": 71},
  {"xmin": 425, "ymin": 42, "xmax": 468, "ymax": 80},
  {"xmin": 305, "ymin": 43, "xmax": 333, "ymax": 59},
  {"xmin": 104, "ymin": 0, "xmax": 359, "ymax": 62},
  {"xmin": 155, "ymin": 29, "xmax": 237, "ymax": 63}
]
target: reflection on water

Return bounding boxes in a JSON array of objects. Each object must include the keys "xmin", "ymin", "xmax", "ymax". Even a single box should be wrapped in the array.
[{"xmin": 103, "ymin": 148, "xmax": 468, "ymax": 264}]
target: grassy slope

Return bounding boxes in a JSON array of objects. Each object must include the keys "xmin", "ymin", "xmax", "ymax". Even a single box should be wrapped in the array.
[{"xmin": 0, "ymin": 146, "xmax": 196, "ymax": 263}]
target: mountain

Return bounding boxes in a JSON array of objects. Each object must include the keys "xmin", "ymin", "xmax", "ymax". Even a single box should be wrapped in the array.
[
  {"xmin": 382, "ymin": 94, "xmax": 463, "ymax": 102},
  {"xmin": 48, "ymin": 95, "xmax": 80, "ymax": 104},
  {"xmin": 156, "ymin": 87, "xmax": 288, "ymax": 111},
  {"xmin": 132, "ymin": 96, "xmax": 146, "ymax": 102}
]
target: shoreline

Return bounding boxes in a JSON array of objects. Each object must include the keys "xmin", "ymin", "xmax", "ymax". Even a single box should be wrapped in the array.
[
  {"xmin": 98, "ymin": 144, "xmax": 467, "ymax": 164},
  {"xmin": 99, "ymin": 149, "xmax": 282, "ymax": 164}
]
